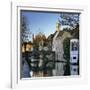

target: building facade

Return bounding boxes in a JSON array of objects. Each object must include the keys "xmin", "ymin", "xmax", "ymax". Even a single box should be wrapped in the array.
[
  {"xmin": 52, "ymin": 19, "xmax": 72, "ymax": 76},
  {"xmin": 70, "ymin": 39, "xmax": 79, "ymax": 75}
]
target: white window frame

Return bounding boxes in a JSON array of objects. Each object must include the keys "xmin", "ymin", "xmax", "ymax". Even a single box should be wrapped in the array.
[{"xmin": 11, "ymin": 1, "xmax": 87, "ymax": 88}]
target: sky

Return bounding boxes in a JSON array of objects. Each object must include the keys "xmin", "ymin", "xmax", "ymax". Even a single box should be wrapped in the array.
[{"xmin": 21, "ymin": 10, "xmax": 79, "ymax": 41}]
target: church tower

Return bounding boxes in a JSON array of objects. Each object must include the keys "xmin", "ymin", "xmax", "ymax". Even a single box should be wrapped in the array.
[
  {"xmin": 32, "ymin": 34, "xmax": 34, "ymax": 43},
  {"xmin": 56, "ymin": 19, "xmax": 60, "ymax": 32}
]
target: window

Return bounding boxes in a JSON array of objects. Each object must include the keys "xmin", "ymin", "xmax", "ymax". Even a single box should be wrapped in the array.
[
  {"xmin": 71, "ymin": 42, "xmax": 78, "ymax": 51},
  {"xmin": 73, "ymin": 57, "xmax": 76, "ymax": 59},
  {"xmin": 73, "ymin": 68, "xmax": 77, "ymax": 72}
]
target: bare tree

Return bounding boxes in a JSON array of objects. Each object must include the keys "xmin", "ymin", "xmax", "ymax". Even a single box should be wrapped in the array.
[
  {"xmin": 21, "ymin": 15, "xmax": 31, "ymax": 43},
  {"xmin": 59, "ymin": 13, "xmax": 80, "ymax": 28}
]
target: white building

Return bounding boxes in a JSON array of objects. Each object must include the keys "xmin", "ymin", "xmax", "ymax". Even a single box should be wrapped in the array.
[
  {"xmin": 70, "ymin": 39, "xmax": 79, "ymax": 75},
  {"xmin": 52, "ymin": 19, "xmax": 72, "ymax": 76}
]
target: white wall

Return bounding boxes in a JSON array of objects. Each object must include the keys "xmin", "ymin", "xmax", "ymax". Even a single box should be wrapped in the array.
[{"xmin": 0, "ymin": 0, "xmax": 90, "ymax": 90}]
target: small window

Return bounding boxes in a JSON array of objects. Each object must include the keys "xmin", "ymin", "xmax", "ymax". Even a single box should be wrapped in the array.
[
  {"xmin": 73, "ymin": 57, "xmax": 76, "ymax": 59},
  {"xmin": 71, "ymin": 42, "xmax": 78, "ymax": 51},
  {"xmin": 73, "ymin": 68, "xmax": 77, "ymax": 72}
]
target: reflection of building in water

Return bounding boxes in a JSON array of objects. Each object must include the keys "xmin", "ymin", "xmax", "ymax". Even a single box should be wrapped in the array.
[
  {"xmin": 70, "ymin": 39, "xmax": 79, "ymax": 75},
  {"xmin": 21, "ymin": 33, "xmax": 55, "ymax": 77},
  {"xmin": 52, "ymin": 19, "xmax": 72, "ymax": 76},
  {"xmin": 21, "ymin": 57, "xmax": 30, "ymax": 78}
]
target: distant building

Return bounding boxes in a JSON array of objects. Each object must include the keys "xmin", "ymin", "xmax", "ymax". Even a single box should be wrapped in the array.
[{"xmin": 22, "ymin": 41, "xmax": 33, "ymax": 53}]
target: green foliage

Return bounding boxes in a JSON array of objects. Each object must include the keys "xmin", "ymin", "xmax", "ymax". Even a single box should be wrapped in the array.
[
  {"xmin": 63, "ymin": 38, "xmax": 70, "ymax": 61},
  {"xmin": 63, "ymin": 38, "xmax": 70, "ymax": 75}
]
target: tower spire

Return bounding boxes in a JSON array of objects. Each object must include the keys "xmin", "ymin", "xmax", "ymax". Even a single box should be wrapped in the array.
[
  {"xmin": 56, "ymin": 18, "xmax": 60, "ymax": 32},
  {"xmin": 32, "ymin": 34, "xmax": 34, "ymax": 43}
]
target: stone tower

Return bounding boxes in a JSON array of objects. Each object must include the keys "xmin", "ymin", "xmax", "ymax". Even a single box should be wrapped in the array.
[{"xmin": 56, "ymin": 19, "xmax": 60, "ymax": 32}]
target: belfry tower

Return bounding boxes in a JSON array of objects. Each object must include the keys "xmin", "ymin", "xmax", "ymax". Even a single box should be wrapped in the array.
[{"xmin": 56, "ymin": 18, "xmax": 60, "ymax": 32}]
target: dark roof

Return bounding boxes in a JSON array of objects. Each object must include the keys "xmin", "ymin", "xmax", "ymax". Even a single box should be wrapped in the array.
[
  {"xmin": 57, "ymin": 31, "xmax": 64, "ymax": 38},
  {"xmin": 47, "ymin": 31, "xmax": 57, "ymax": 40},
  {"xmin": 28, "ymin": 41, "xmax": 33, "ymax": 45}
]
